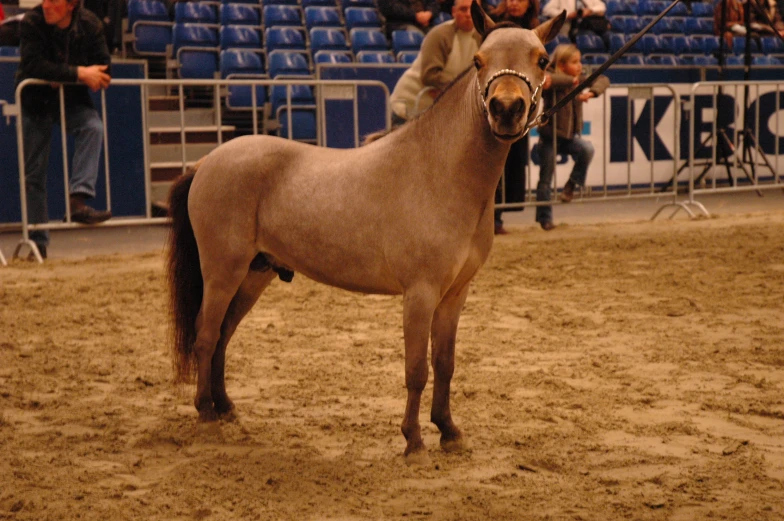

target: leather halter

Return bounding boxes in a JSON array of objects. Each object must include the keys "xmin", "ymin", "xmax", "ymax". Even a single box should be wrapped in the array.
[{"xmin": 477, "ymin": 68, "xmax": 544, "ymax": 137}]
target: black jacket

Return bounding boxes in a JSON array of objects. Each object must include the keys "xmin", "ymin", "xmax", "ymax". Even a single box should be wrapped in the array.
[{"xmin": 15, "ymin": 5, "xmax": 111, "ymax": 117}]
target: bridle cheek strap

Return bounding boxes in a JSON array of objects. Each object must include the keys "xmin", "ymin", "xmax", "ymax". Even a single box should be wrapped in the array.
[{"xmin": 477, "ymin": 69, "xmax": 544, "ymax": 137}]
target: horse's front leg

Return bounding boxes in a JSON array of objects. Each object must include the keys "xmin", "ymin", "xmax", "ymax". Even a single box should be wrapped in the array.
[
  {"xmin": 401, "ymin": 285, "xmax": 440, "ymax": 465},
  {"xmin": 430, "ymin": 283, "xmax": 470, "ymax": 453}
]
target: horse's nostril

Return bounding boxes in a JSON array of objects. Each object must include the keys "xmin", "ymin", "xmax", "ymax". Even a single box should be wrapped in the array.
[
  {"xmin": 510, "ymin": 98, "xmax": 523, "ymax": 115},
  {"xmin": 489, "ymin": 97, "xmax": 504, "ymax": 117}
]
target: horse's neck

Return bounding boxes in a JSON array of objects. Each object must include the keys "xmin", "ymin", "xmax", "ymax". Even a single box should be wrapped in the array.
[{"xmin": 397, "ymin": 70, "xmax": 511, "ymax": 203}]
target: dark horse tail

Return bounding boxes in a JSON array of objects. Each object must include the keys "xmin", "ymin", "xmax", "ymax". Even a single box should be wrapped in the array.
[{"xmin": 167, "ymin": 168, "xmax": 202, "ymax": 383}]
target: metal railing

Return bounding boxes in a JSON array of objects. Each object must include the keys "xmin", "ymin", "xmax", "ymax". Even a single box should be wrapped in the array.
[{"xmin": 7, "ymin": 77, "xmax": 391, "ymax": 263}]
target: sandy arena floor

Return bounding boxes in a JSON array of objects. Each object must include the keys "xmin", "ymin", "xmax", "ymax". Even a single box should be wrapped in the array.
[{"xmin": 1, "ymin": 211, "xmax": 783, "ymax": 520}]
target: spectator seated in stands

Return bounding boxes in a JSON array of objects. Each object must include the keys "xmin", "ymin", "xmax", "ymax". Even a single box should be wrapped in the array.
[
  {"xmin": 378, "ymin": 0, "xmax": 441, "ymax": 38},
  {"xmin": 542, "ymin": 0, "xmax": 610, "ymax": 49},
  {"xmin": 16, "ymin": 0, "xmax": 113, "ymax": 259},
  {"xmin": 714, "ymin": 0, "xmax": 747, "ymax": 47},
  {"xmin": 488, "ymin": 0, "xmax": 541, "ymax": 27},
  {"xmin": 749, "ymin": 0, "xmax": 784, "ymax": 38},
  {"xmin": 388, "ymin": 0, "xmax": 479, "ymax": 123}
]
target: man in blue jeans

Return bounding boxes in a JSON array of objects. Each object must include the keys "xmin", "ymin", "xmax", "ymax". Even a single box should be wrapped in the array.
[{"xmin": 16, "ymin": 0, "xmax": 112, "ymax": 259}]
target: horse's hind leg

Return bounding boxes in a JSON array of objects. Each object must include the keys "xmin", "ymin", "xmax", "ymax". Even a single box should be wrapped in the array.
[
  {"xmin": 193, "ymin": 261, "xmax": 251, "ymax": 420},
  {"xmin": 211, "ymin": 269, "xmax": 277, "ymax": 417},
  {"xmin": 430, "ymin": 283, "xmax": 470, "ymax": 453}
]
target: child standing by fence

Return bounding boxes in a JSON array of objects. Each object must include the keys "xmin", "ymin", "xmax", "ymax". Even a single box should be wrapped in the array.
[{"xmin": 536, "ymin": 43, "xmax": 609, "ymax": 231}]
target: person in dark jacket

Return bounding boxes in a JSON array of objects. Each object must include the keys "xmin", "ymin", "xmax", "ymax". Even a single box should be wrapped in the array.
[
  {"xmin": 378, "ymin": 0, "xmax": 441, "ymax": 38},
  {"xmin": 16, "ymin": 0, "xmax": 112, "ymax": 259}
]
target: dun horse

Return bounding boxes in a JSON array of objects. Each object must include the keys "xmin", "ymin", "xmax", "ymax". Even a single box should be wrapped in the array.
[{"xmin": 168, "ymin": 4, "xmax": 565, "ymax": 463}]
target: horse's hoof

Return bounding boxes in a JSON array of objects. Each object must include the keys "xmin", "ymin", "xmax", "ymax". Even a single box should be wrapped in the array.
[
  {"xmin": 440, "ymin": 435, "xmax": 468, "ymax": 453},
  {"xmin": 197, "ymin": 407, "xmax": 219, "ymax": 422},
  {"xmin": 404, "ymin": 449, "xmax": 431, "ymax": 467},
  {"xmin": 213, "ymin": 397, "xmax": 235, "ymax": 417},
  {"xmin": 217, "ymin": 408, "xmax": 237, "ymax": 422}
]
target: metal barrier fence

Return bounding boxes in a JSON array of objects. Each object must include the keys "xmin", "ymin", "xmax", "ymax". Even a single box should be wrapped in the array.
[
  {"xmin": 3, "ymin": 78, "xmax": 783, "ymax": 264},
  {"xmin": 673, "ymin": 80, "xmax": 784, "ymax": 218},
  {"xmin": 7, "ymin": 77, "xmax": 391, "ymax": 263},
  {"xmin": 496, "ymin": 84, "xmax": 699, "ymax": 218}
]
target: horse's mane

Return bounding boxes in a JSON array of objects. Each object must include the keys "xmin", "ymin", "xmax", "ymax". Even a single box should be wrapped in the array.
[{"xmin": 362, "ymin": 65, "xmax": 476, "ymax": 146}]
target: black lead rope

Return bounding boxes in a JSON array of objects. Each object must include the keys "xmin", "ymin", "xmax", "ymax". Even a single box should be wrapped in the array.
[{"xmin": 534, "ymin": 0, "xmax": 685, "ymax": 127}]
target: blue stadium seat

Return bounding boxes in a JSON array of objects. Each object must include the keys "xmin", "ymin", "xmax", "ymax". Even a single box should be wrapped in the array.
[
  {"xmin": 732, "ymin": 36, "xmax": 759, "ymax": 54},
  {"xmin": 582, "ymin": 53, "xmax": 609, "ymax": 65},
  {"xmin": 340, "ymin": 0, "xmax": 377, "ymax": 13},
  {"xmin": 310, "ymin": 27, "xmax": 350, "ymax": 56},
  {"xmin": 753, "ymin": 55, "xmax": 781, "ymax": 65},
  {"xmin": 692, "ymin": 55, "xmax": 718, "ymax": 66},
  {"xmin": 268, "ymin": 50, "xmax": 311, "ymax": 76},
  {"xmin": 344, "ymin": 7, "xmax": 382, "ymax": 30},
  {"xmin": 350, "ymin": 28, "xmax": 387, "ymax": 54},
  {"xmin": 644, "ymin": 54, "xmax": 679, "ymax": 65},
  {"xmin": 132, "ymin": 23, "xmax": 172, "ymax": 55},
  {"xmin": 128, "ymin": 0, "xmax": 170, "ymax": 30},
  {"xmin": 261, "ymin": 0, "xmax": 299, "ymax": 5},
  {"xmin": 220, "ymin": 4, "xmax": 261, "ymax": 26},
  {"xmin": 357, "ymin": 50, "xmax": 395, "ymax": 62},
  {"xmin": 220, "ymin": 49, "xmax": 267, "ymax": 109},
  {"xmin": 684, "ymin": 17, "xmax": 713, "ymax": 35},
  {"xmin": 178, "ymin": 49, "xmax": 219, "ymax": 78},
  {"xmin": 761, "ymin": 36, "xmax": 784, "ymax": 54},
  {"xmin": 314, "ymin": 50, "xmax": 353, "ymax": 63},
  {"xmin": 641, "ymin": 34, "xmax": 673, "ymax": 54},
  {"xmin": 302, "ymin": 0, "xmax": 339, "ymax": 7},
  {"xmin": 615, "ymin": 54, "xmax": 644, "ymax": 65},
  {"xmin": 0, "ymin": 46, "xmax": 20, "ymax": 56},
  {"xmin": 222, "ymin": 0, "xmax": 260, "ymax": 4},
  {"xmin": 725, "ymin": 55, "xmax": 744, "ymax": 65},
  {"xmin": 576, "ymin": 33, "xmax": 606, "ymax": 53},
  {"xmin": 637, "ymin": 0, "xmax": 666, "ymax": 16},
  {"xmin": 697, "ymin": 35, "xmax": 721, "ymax": 56},
  {"xmin": 221, "ymin": 48, "xmax": 266, "ymax": 76},
  {"xmin": 175, "ymin": 2, "xmax": 218, "ymax": 24},
  {"xmin": 606, "ymin": 0, "xmax": 636, "ymax": 16},
  {"xmin": 173, "ymin": 23, "xmax": 219, "ymax": 54},
  {"xmin": 690, "ymin": 2, "xmax": 713, "ymax": 18},
  {"xmin": 671, "ymin": 35, "xmax": 700, "ymax": 55},
  {"xmin": 265, "ymin": 26, "xmax": 307, "ymax": 53},
  {"xmin": 668, "ymin": 2, "xmax": 688, "ymax": 17},
  {"xmin": 652, "ymin": 17, "xmax": 684, "ymax": 35},
  {"xmin": 609, "ymin": 33, "xmax": 626, "ymax": 53},
  {"xmin": 304, "ymin": 6, "xmax": 342, "ymax": 30},
  {"xmin": 391, "ymin": 29, "xmax": 424, "ymax": 55},
  {"xmin": 435, "ymin": 12, "xmax": 452, "ymax": 25},
  {"xmin": 263, "ymin": 5, "xmax": 303, "ymax": 28},
  {"xmin": 397, "ymin": 50, "xmax": 418, "ymax": 63},
  {"xmin": 220, "ymin": 25, "xmax": 262, "ymax": 49},
  {"xmin": 127, "ymin": 0, "xmax": 172, "ymax": 55}
]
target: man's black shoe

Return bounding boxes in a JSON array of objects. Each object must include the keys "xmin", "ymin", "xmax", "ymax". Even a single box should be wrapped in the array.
[{"xmin": 71, "ymin": 206, "xmax": 112, "ymax": 225}]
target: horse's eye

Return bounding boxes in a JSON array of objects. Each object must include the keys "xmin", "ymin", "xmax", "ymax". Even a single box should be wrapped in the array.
[
  {"xmin": 538, "ymin": 56, "xmax": 549, "ymax": 70},
  {"xmin": 473, "ymin": 57, "xmax": 482, "ymax": 70}
]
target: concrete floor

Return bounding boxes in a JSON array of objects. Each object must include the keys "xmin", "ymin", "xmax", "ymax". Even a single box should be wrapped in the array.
[{"xmin": 1, "ymin": 190, "xmax": 782, "ymax": 262}]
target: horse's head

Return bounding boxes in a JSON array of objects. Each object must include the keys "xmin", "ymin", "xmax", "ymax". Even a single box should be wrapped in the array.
[{"xmin": 471, "ymin": 2, "xmax": 566, "ymax": 142}]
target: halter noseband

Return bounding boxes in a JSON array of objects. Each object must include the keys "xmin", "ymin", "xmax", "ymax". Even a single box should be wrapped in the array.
[{"xmin": 477, "ymin": 68, "xmax": 544, "ymax": 137}]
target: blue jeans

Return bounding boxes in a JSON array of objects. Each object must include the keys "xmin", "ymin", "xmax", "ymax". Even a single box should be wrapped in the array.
[
  {"xmin": 536, "ymin": 134, "xmax": 594, "ymax": 225},
  {"xmin": 22, "ymin": 105, "xmax": 104, "ymax": 247}
]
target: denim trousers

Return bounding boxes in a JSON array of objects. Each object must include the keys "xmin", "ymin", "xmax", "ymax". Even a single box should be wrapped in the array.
[
  {"xmin": 536, "ymin": 134, "xmax": 594, "ymax": 224},
  {"xmin": 22, "ymin": 105, "xmax": 104, "ymax": 247}
]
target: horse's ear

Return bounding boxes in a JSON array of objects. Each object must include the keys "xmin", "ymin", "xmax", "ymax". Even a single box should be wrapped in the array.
[
  {"xmin": 533, "ymin": 10, "xmax": 567, "ymax": 45},
  {"xmin": 471, "ymin": 0, "xmax": 495, "ymax": 39}
]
